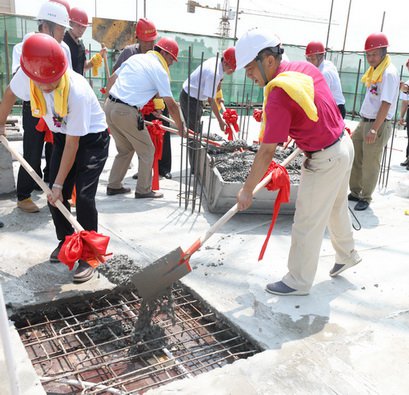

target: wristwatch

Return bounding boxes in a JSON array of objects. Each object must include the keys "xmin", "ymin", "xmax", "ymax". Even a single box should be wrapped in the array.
[{"xmin": 369, "ymin": 129, "xmax": 377, "ymax": 135}]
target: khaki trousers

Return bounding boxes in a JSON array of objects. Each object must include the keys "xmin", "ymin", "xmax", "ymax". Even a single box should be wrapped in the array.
[
  {"xmin": 104, "ymin": 99, "xmax": 154, "ymax": 194},
  {"xmin": 349, "ymin": 120, "xmax": 392, "ymax": 202},
  {"xmin": 282, "ymin": 134, "xmax": 356, "ymax": 292}
]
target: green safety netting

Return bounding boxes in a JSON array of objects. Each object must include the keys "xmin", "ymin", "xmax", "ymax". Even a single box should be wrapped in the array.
[{"xmin": 1, "ymin": 13, "xmax": 409, "ymax": 117}]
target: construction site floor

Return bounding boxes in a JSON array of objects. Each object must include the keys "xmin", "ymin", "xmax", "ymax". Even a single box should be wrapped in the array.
[{"xmin": 1, "ymin": 119, "xmax": 409, "ymax": 394}]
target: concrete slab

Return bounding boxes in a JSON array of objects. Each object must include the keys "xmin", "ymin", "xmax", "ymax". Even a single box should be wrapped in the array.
[
  {"xmin": 0, "ymin": 322, "xmax": 45, "ymax": 395},
  {"xmin": 1, "ymin": 118, "xmax": 409, "ymax": 394}
]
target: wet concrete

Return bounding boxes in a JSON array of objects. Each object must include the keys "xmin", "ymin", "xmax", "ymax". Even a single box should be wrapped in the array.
[{"xmin": 97, "ymin": 253, "xmax": 176, "ymax": 353}]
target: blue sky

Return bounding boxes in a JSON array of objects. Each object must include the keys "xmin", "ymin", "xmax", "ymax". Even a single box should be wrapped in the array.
[{"xmin": 14, "ymin": 0, "xmax": 408, "ymax": 52}]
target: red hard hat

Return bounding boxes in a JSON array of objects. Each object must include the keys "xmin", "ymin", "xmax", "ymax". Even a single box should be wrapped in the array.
[
  {"xmin": 305, "ymin": 41, "xmax": 325, "ymax": 56},
  {"xmin": 156, "ymin": 37, "xmax": 179, "ymax": 61},
  {"xmin": 135, "ymin": 18, "xmax": 158, "ymax": 41},
  {"xmin": 364, "ymin": 33, "xmax": 389, "ymax": 51},
  {"xmin": 49, "ymin": 0, "xmax": 70, "ymax": 14},
  {"xmin": 70, "ymin": 7, "xmax": 88, "ymax": 27},
  {"xmin": 223, "ymin": 47, "xmax": 236, "ymax": 71},
  {"xmin": 20, "ymin": 33, "xmax": 68, "ymax": 84}
]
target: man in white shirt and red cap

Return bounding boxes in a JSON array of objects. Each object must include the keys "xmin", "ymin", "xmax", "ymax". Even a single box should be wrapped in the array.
[
  {"xmin": 305, "ymin": 41, "xmax": 346, "ymax": 118},
  {"xmin": 12, "ymin": 0, "xmax": 73, "ymax": 214},
  {"xmin": 105, "ymin": 37, "xmax": 185, "ymax": 198},
  {"xmin": 349, "ymin": 33, "xmax": 399, "ymax": 211},
  {"xmin": 1, "ymin": 34, "xmax": 109, "ymax": 283},
  {"xmin": 179, "ymin": 47, "xmax": 236, "ymax": 171}
]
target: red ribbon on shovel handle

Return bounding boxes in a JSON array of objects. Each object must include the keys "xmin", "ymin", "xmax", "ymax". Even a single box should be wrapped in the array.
[{"xmin": 58, "ymin": 230, "xmax": 111, "ymax": 270}]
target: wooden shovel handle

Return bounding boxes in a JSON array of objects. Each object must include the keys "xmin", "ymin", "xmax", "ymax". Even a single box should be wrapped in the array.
[
  {"xmin": 101, "ymin": 42, "xmax": 110, "ymax": 81},
  {"xmin": 144, "ymin": 120, "xmax": 223, "ymax": 147},
  {"xmin": 0, "ymin": 135, "xmax": 84, "ymax": 232}
]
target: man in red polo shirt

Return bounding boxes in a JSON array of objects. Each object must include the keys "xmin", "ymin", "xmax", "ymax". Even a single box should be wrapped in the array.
[{"xmin": 235, "ymin": 28, "xmax": 361, "ymax": 296}]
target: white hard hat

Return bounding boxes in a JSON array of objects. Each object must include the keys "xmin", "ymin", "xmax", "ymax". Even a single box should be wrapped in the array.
[
  {"xmin": 235, "ymin": 27, "xmax": 282, "ymax": 70},
  {"xmin": 36, "ymin": 1, "xmax": 71, "ymax": 29}
]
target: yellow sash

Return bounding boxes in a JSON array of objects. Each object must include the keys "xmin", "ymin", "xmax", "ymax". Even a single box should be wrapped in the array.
[
  {"xmin": 147, "ymin": 50, "xmax": 170, "ymax": 77},
  {"xmin": 153, "ymin": 98, "xmax": 165, "ymax": 110},
  {"xmin": 216, "ymin": 89, "xmax": 223, "ymax": 111},
  {"xmin": 361, "ymin": 54, "xmax": 391, "ymax": 88},
  {"xmin": 29, "ymin": 71, "xmax": 70, "ymax": 118},
  {"xmin": 90, "ymin": 53, "xmax": 103, "ymax": 77},
  {"xmin": 259, "ymin": 71, "xmax": 318, "ymax": 141}
]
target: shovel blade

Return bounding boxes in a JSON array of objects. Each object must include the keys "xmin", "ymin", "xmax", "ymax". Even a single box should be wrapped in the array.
[{"xmin": 128, "ymin": 247, "xmax": 191, "ymax": 300}]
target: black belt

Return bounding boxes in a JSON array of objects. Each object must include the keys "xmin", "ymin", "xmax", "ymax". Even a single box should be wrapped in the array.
[
  {"xmin": 304, "ymin": 130, "xmax": 344, "ymax": 156},
  {"xmin": 108, "ymin": 95, "xmax": 138, "ymax": 109},
  {"xmin": 361, "ymin": 117, "xmax": 389, "ymax": 122}
]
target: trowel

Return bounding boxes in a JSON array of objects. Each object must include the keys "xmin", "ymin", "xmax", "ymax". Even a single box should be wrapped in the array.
[{"xmin": 125, "ymin": 147, "xmax": 302, "ymax": 301}]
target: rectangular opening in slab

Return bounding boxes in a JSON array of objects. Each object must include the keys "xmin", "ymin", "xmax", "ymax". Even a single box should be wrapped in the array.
[{"xmin": 12, "ymin": 285, "xmax": 260, "ymax": 394}]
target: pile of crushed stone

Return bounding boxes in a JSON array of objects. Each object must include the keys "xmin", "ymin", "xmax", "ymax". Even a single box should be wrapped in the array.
[{"xmin": 209, "ymin": 146, "xmax": 303, "ymax": 183}]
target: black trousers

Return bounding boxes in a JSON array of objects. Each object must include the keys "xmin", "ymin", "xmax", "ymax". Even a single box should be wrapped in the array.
[
  {"xmin": 338, "ymin": 104, "xmax": 346, "ymax": 119},
  {"xmin": 145, "ymin": 107, "xmax": 172, "ymax": 175},
  {"xmin": 179, "ymin": 89, "xmax": 204, "ymax": 170},
  {"xmin": 48, "ymin": 131, "xmax": 109, "ymax": 241},
  {"xmin": 17, "ymin": 101, "xmax": 52, "ymax": 201}
]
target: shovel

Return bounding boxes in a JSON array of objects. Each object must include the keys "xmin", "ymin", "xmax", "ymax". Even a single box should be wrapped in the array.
[
  {"xmin": 127, "ymin": 147, "xmax": 302, "ymax": 300},
  {"xmin": 144, "ymin": 120, "xmax": 224, "ymax": 147},
  {"xmin": 0, "ymin": 135, "xmax": 110, "ymax": 268}
]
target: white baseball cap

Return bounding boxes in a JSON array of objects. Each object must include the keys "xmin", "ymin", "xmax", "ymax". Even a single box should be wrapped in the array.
[{"xmin": 235, "ymin": 27, "xmax": 282, "ymax": 70}]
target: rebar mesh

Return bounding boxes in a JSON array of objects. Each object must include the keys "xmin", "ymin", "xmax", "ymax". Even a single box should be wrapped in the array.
[{"xmin": 13, "ymin": 286, "xmax": 259, "ymax": 394}]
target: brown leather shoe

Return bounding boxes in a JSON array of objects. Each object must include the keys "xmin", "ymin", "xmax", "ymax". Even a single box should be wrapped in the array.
[
  {"xmin": 134, "ymin": 191, "xmax": 164, "ymax": 199},
  {"xmin": 17, "ymin": 198, "xmax": 40, "ymax": 213},
  {"xmin": 106, "ymin": 186, "xmax": 131, "ymax": 196}
]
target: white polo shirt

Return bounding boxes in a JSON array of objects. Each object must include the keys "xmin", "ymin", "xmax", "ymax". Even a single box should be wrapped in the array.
[
  {"xmin": 399, "ymin": 79, "xmax": 409, "ymax": 101},
  {"xmin": 12, "ymin": 33, "xmax": 73, "ymax": 75},
  {"xmin": 319, "ymin": 60, "xmax": 345, "ymax": 105},
  {"xmin": 182, "ymin": 57, "xmax": 224, "ymax": 101},
  {"xmin": 110, "ymin": 52, "xmax": 173, "ymax": 108},
  {"xmin": 10, "ymin": 68, "xmax": 107, "ymax": 137},
  {"xmin": 360, "ymin": 63, "xmax": 400, "ymax": 120}
]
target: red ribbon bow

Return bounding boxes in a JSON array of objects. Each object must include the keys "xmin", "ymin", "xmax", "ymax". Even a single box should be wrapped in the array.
[
  {"xmin": 147, "ymin": 120, "xmax": 164, "ymax": 191},
  {"xmin": 100, "ymin": 87, "xmax": 107, "ymax": 95},
  {"xmin": 222, "ymin": 108, "xmax": 239, "ymax": 141},
  {"xmin": 258, "ymin": 161, "xmax": 290, "ymax": 261},
  {"xmin": 58, "ymin": 230, "xmax": 111, "ymax": 270},
  {"xmin": 35, "ymin": 118, "xmax": 54, "ymax": 144},
  {"xmin": 253, "ymin": 109, "xmax": 263, "ymax": 122},
  {"xmin": 140, "ymin": 99, "xmax": 156, "ymax": 116}
]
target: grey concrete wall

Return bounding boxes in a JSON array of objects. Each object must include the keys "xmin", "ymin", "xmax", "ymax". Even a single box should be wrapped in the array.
[{"xmin": 0, "ymin": 143, "xmax": 15, "ymax": 194}]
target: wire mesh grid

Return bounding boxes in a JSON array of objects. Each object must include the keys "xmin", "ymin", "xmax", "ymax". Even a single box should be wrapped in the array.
[{"xmin": 13, "ymin": 286, "xmax": 259, "ymax": 394}]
